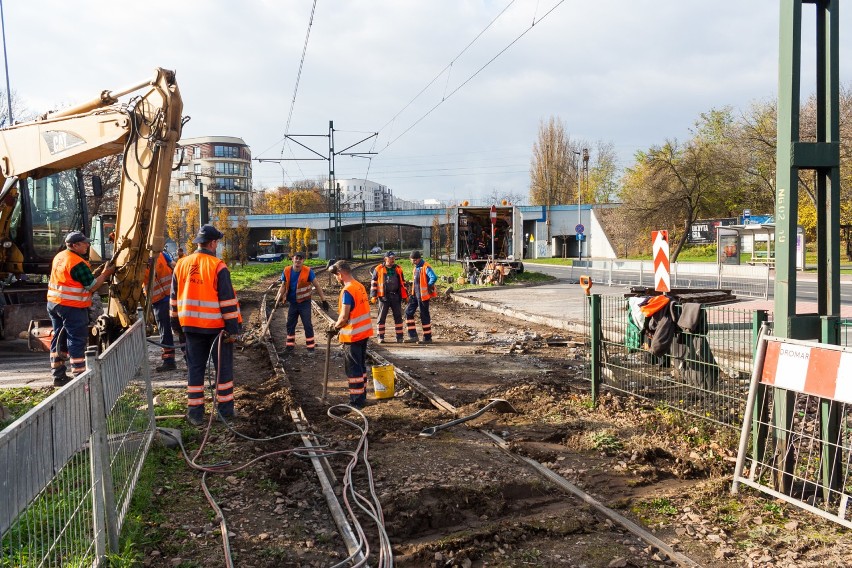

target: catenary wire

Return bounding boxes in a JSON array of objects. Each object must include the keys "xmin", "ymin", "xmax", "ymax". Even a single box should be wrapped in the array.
[{"xmin": 378, "ymin": 0, "xmax": 566, "ymax": 153}]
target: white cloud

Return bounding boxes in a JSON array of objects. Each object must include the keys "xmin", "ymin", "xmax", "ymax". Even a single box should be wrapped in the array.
[{"xmin": 3, "ymin": 0, "xmax": 850, "ymax": 203}]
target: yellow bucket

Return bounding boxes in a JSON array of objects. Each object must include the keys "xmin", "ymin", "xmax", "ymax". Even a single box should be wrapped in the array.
[{"xmin": 371, "ymin": 364, "xmax": 395, "ymax": 400}]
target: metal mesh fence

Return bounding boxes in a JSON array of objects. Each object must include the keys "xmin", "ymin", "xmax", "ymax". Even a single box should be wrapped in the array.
[
  {"xmin": 0, "ymin": 378, "xmax": 97, "ymax": 567},
  {"xmin": 0, "ymin": 319, "xmax": 153, "ymax": 566},
  {"xmin": 594, "ymin": 294, "xmax": 763, "ymax": 428},
  {"xmin": 734, "ymin": 351, "xmax": 852, "ymax": 529}
]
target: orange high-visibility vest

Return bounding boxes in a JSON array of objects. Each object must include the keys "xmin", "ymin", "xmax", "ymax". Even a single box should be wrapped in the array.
[
  {"xmin": 282, "ymin": 266, "xmax": 313, "ymax": 303},
  {"xmin": 47, "ymin": 250, "xmax": 93, "ymax": 308},
  {"xmin": 374, "ymin": 263, "xmax": 408, "ymax": 299},
  {"xmin": 414, "ymin": 261, "xmax": 436, "ymax": 301},
  {"xmin": 338, "ymin": 280, "xmax": 372, "ymax": 343},
  {"xmin": 173, "ymin": 253, "xmax": 242, "ymax": 329},
  {"xmin": 146, "ymin": 252, "xmax": 173, "ymax": 303}
]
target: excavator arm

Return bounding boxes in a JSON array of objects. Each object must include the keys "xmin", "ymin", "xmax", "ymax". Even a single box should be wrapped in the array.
[{"xmin": 0, "ymin": 67, "xmax": 184, "ymax": 341}]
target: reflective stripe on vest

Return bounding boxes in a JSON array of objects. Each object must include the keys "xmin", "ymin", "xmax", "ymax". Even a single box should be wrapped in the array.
[
  {"xmin": 284, "ymin": 266, "xmax": 313, "ymax": 303},
  {"xmin": 148, "ymin": 252, "xmax": 173, "ymax": 303},
  {"xmin": 414, "ymin": 261, "xmax": 435, "ymax": 301},
  {"xmin": 47, "ymin": 250, "xmax": 93, "ymax": 308},
  {"xmin": 173, "ymin": 253, "xmax": 228, "ymax": 329},
  {"xmin": 338, "ymin": 280, "xmax": 373, "ymax": 343},
  {"xmin": 374, "ymin": 264, "xmax": 408, "ymax": 299}
]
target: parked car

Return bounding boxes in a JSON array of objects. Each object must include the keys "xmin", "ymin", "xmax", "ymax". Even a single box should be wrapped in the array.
[{"xmin": 370, "ymin": 246, "xmax": 382, "ymax": 254}]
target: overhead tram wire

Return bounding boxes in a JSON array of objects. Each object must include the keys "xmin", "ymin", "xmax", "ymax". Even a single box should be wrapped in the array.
[
  {"xmin": 378, "ymin": 0, "xmax": 566, "ymax": 153},
  {"xmin": 376, "ymin": 0, "xmax": 517, "ymax": 138},
  {"xmin": 257, "ymin": 0, "xmax": 318, "ymax": 184}
]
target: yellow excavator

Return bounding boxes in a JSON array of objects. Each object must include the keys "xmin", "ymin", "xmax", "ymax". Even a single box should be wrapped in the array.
[{"xmin": 0, "ymin": 67, "xmax": 184, "ymax": 349}]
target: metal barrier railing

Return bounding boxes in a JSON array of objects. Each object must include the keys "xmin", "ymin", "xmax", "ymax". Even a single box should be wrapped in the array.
[
  {"xmin": 586, "ymin": 294, "xmax": 768, "ymax": 429},
  {"xmin": 839, "ymin": 319, "xmax": 852, "ymax": 348},
  {"xmin": 0, "ymin": 319, "xmax": 153, "ymax": 567},
  {"xmin": 568, "ymin": 260, "xmax": 771, "ymax": 299}
]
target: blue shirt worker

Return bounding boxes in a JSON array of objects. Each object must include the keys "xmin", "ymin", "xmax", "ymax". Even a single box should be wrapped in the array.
[
  {"xmin": 47, "ymin": 231, "xmax": 115, "ymax": 387},
  {"xmin": 328, "ymin": 260, "xmax": 373, "ymax": 409},
  {"xmin": 170, "ymin": 224, "xmax": 242, "ymax": 426},
  {"xmin": 145, "ymin": 249, "xmax": 177, "ymax": 372},
  {"xmin": 275, "ymin": 252, "xmax": 329, "ymax": 355},
  {"xmin": 404, "ymin": 250, "xmax": 438, "ymax": 344},
  {"xmin": 369, "ymin": 251, "xmax": 408, "ymax": 343}
]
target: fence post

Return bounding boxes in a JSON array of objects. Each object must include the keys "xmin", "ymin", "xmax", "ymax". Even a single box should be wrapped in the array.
[
  {"xmin": 672, "ymin": 262, "xmax": 678, "ymax": 288},
  {"xmin": 590, "ymin": 294, "xmax": 601, "ymax": 407},
  {"xmin": 87, "ymin": 346, "xmax": 119, "ymax": 558},
  {"xmin": 764, "ymin": 264, "xmax": 770, "ymax": 299},
  {"xmin": 607, "ymin": 261, "xmax": 613, "ymax": 286},
  {"xmin": 639, "ymin": 261, "xmax": 644, "ymax": 286},
  {"xmin": 820, "ymin": 316, "xmax": 842, "ymax": 500},
  {"xmin": 717, "ymin": 262, "xmax": 722, "ymax": 289},
  {"xmin": 750, "ymin": 311, "xmax": 770, "ymax": 467},
  {"xmin": 139, "ymin": 308, "xmax": 156, "ymax": 431}
]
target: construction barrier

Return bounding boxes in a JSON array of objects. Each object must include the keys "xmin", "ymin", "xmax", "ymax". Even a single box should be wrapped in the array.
[{"xmin": 732, "ymin": 334, "xmax": 852, "ymax": 528}]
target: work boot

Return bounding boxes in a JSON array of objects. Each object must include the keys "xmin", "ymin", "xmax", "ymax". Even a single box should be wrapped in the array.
[
  {"xmin": 52, "ymin": 375, "xmax": 72, "ymax": 388},
  {"xmin": 156, "ymin": 359, "xmax": 177, "ymax": 372},
  {"xmin": 185, "ymin": 411, "xmax": 205, "ymax": 427},
  {"xmin": 217, "ymin": 403, "xmax": 237, "ymax": 420},
  {"xmin": 377, "ymin": 337, "xmax": 385, "ymax": 344},
  {"xmin": 306, "ymin": 349, "xmax": 316, "ymax": 357},
  {"xmin": 396, "ymin": 335, "xmax": 404, "ymax": 343},
  {"xmin": 403, "ymin": 336, "xmax": 419, "ymax": 344},
  {"xmin": 418, "ymin": 337, "xmax": 433, "ymax": 345}
]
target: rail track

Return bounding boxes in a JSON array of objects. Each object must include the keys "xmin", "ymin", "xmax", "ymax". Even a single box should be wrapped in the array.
[{"xmin": 253, "ymin": 263, "xmax": 699, "ymax": 567}]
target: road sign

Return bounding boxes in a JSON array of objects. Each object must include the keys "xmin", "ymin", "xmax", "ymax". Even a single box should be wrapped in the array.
[
  {"xmin": 575, "ymin": 223, "xmax": 585, "ymax": 234},
  {"xmin": 652, "ymin": 230, "xmax": 670, "ymax": 292},
  {"xmin": 744, "ymin": 209, "xmax": 751, "ymax": 219},
  {"xmin": 576, "ymin": 233, "xmax": 585, "ymax": 241},
  {"xmin": 490, "ymin": 205, "xmax": 497, "ymax": 225}
]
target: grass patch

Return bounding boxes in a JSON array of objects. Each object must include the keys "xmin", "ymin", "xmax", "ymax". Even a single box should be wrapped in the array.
[
  {"xmin": 588, "ymin": 430, "xmax": 623, "ymax": 453},
  {"xmin": 0, "ymin": 387, "xmax": 53, "ymax": 429}
]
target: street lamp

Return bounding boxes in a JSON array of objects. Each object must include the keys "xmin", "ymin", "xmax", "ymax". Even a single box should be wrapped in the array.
[{"xmin": 573, "ymin": 150, "xmax": 581, "ymax": 260}]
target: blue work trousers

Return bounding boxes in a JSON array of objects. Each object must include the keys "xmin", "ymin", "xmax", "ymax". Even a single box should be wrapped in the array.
[
  {"xmin": 152, "ymin": 297, "xmax": 175, "ymax": 361},
  {"xmin": 343, "ymin": 338, "xmax": 368, "ymax": 408},
  {"xmin": 405, "ymin": 296, "xmax": 432, "ymax": 340},
  {"xmin": 184, "ymin": 331, "xmax": 234, "ymax": 418},
  {"xmin": 285, "ymin": 300, "xmax": 316, "ymax": 350},
  {"xmin": 47, "ymin": 302, "xmax": 89, "ymax": 380}
]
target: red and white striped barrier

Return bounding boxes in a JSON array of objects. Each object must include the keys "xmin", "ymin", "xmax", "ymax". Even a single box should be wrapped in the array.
[
  {"xmin": 652, "ymin": 230, "xmax": 670, "ymax": 293},
  {"xmin": 761, "ymin": 339, "xmax": 852, "ymax": 402}
]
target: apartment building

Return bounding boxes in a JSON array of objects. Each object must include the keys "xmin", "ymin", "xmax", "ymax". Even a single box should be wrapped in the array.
[{"xmin": 171, "ymin": 136, "xmax": 252, "ymax": 216}]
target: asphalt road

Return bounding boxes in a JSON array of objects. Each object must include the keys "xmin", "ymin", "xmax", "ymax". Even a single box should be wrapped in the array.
[{"xmin": 525, "ymin": 262, "xmax": 852, "ymax": 305}]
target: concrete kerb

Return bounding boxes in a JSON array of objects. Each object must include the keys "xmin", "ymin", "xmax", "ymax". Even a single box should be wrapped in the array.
[{"xmin": 449, "ymin": 290, "xmax": 586, "ymax": 336}]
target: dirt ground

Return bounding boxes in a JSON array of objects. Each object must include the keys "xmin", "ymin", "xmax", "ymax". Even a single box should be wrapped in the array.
[{"xmin": 139, "ymin": 266, "xmax": 852, "ymax": 568}]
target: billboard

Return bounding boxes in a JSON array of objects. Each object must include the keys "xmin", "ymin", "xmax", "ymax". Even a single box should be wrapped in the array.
[{"xmin": 688, "ymin": 218, "xmax": 737, "ymax": 244}]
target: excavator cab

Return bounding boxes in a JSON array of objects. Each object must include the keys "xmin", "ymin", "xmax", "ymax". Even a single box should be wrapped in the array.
[{"xmin": 2, "ymin": 170, "xmax": 88, "ymax": 275}]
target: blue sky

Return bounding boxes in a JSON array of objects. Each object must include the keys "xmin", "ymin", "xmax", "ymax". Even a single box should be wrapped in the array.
[{"xmin": 5, "ymin": 1, "xmax": 850, "ymax": 203}]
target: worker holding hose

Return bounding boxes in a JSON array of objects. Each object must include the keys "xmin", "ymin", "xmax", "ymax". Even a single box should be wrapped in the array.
[
  {"xmin": 171, "ymin": 224, "xmax": 242, "ymax": 426},
  {"xmin": 328, "ymin": 260, "xmax": 373, "ymax": 409}
]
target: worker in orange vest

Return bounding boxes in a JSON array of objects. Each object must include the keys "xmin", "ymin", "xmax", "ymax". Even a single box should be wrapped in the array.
[
  {"xmin": 170, "ymin": 225, "xmax": 242, "ymax": 425},
  {"xmin": 275, "ymin": 251, "xmax": 330, "ymax": 355},
  {"xmin": 145, "ymin": 250, "xmax": 177, "ymax": 372},
  {"xmin": 328, "ymin": 260, "xmax": 373, "ymax": 409},
  {"xmin": 47, "ymin": 231, "xmax": 115, "ymax": 387},
  {"xmin": 369, "ymin": 251, "xmax": 408, "ymax": 343},
  {"xmin": 404, "ymin": 250, "xmax": 438, "ymax": 344}
]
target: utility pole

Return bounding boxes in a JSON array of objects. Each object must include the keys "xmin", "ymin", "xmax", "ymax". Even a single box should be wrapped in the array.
[{"xmin": 255, "ymin": 122, "xmax": 376, "ymax": 260}]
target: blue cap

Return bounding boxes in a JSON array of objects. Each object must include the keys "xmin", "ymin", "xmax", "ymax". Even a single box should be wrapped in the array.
[
  {"xmin": 192, "ymin": 224, "xmax": 224, "ymax": 244},
  {"xmin": 384, "ymin": 251, "xmax": 396, "ymax": 258},
  {"xmin": 65, "ymin": 231, "xmax": 90, "ymax": 245}
]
